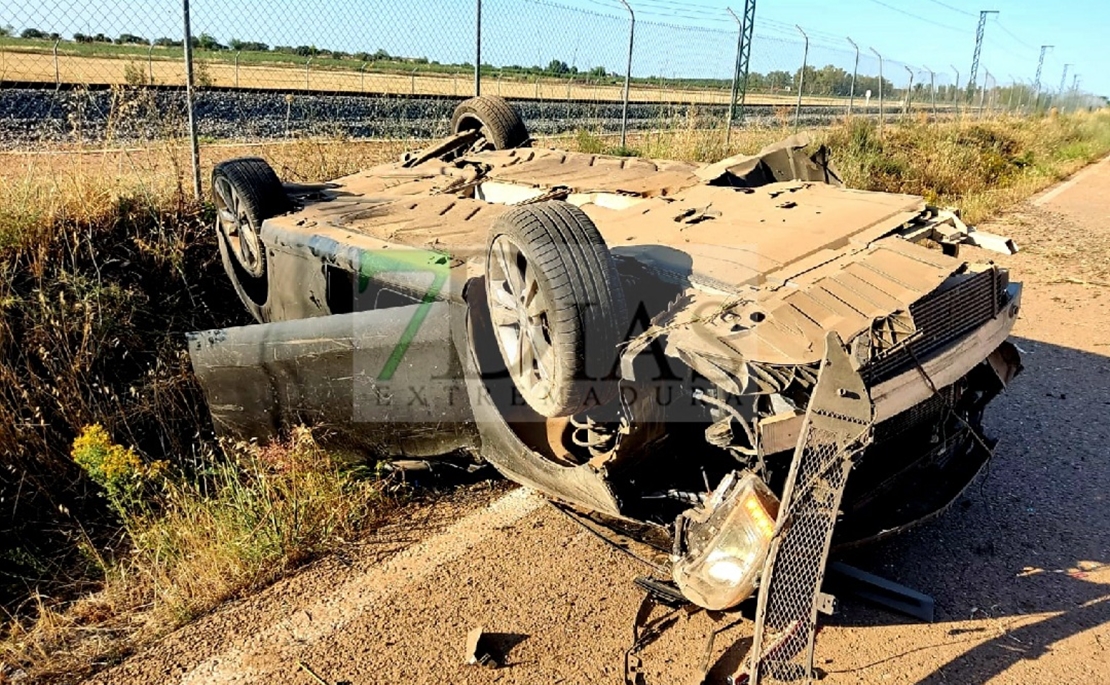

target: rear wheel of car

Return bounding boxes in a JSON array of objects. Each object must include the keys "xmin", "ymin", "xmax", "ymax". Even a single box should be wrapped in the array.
[
  {"xmin": 212, "ymin": 157, "xmax": 289, "ymax": 281},
  {"xmin": 485, "ymin": 201, "xmax": 627, "ymax": 418},
  {"xmin": 451, "ymin": 96, "xmax": 528, "ymax": 150}
]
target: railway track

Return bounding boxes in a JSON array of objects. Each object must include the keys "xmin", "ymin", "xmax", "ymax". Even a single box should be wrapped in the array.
[{"xmin": 0, "ymin": 82, "xmax": 960, "ymax": 148}]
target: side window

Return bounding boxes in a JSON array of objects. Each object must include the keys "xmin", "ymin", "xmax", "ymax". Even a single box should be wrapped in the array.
[{"xmin": 324, "ymin": 265, "xmax": 355, "ymax": 314}]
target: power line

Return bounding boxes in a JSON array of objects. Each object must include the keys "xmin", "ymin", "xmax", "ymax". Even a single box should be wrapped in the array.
[
  {"xmin": 536, "ymin": 0, "xmax": 629, "ymax": 19},
  {"xmin": 919, "ymin": 0, "xmax": 976, "ymax": 18},
  {"xmin": 587, "ymin": 0, "xmax": 728, "ymax": 22},
  {"xmin": 583, "ymin": 0, "xmax": 735, "ymax": 26},
  {"xmin": 567, "ymin": 0, "xmax": 731, "ymax": 28},
  {"xmin": 992, "ymin": 19, "xmax": 1037, "ymax": 51},
  {"xmin": 762, "ymin": 18, "xmax": 845, "ymax": 43},
  {"xmin": 983, "ymin": 33, "xmax": 1035, "ymax": 58},
  {"xmin": 628, "ymin": 0, "xmax": 728, "ymax": 15},
  {"xmin": 860, "ymin": 0, "xmax": 967, "ymax": 34}
]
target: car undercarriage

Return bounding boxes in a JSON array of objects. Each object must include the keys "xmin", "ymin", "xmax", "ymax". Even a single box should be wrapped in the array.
[{"xmin": 189, "ymin": 96, "xmax": 1023, "ymax": 683}]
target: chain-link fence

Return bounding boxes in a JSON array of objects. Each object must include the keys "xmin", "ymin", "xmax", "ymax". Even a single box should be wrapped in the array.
[
  {"xmin": 0, "ymin": 0, "xmax": 195, "ymax": 145},
  {"xmin": 1, "ymin": 1, "xmax": 1101, "ymax": 156}
]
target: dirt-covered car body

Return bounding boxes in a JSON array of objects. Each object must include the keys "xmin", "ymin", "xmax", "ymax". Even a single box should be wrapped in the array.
[{"xmin": 190, "ymin": 100, "xmax": 1022, "ymax": 637}]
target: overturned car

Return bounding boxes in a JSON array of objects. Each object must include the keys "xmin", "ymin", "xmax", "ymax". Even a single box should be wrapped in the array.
[{"xmin": 190, "ymin": 96, "xmax": 1022, "ymax": 681}]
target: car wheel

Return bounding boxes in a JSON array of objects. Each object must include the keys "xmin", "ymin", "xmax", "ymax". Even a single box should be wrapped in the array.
[
  {"xmin": 485, "ymin": 201, "xmax": 627, "ymax": 418},
  {"xmin": 212, "ymin": 157, "xmax": 288, "ymax": 281},
  {"xmin": 451, "ymin": 95, "xmax": 529, "ymax": 150}
]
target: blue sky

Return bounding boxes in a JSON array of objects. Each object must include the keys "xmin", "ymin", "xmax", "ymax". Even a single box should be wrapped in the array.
[
  {"xmin": 568, "ymin": 0, "xmax": 1106, "ymax": 95},
  {"xmin": 7, "ymin": 0, "xmax": 1106, "ymax": 96}
]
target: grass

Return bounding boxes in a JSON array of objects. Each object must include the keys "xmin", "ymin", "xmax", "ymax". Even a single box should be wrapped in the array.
[
  {"xmin": 818, "ymin": 111, "xmax": 1110, "ymax": 223},
  {"xmin": 1, "ymin": 110, "xmax": 1109, "ymax": 683},
  {"xmin": 2, "ymin": 428, "xmax": 391, "ymax": 683},
  {"xmin": 0, "ymin": 135, "xmax": 410, "ymax": 682}
]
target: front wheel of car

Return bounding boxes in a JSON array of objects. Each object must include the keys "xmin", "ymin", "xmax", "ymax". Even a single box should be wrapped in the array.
[{"xmin": 485, "ymin": 201, "xmax": 627, "ymax": 418}]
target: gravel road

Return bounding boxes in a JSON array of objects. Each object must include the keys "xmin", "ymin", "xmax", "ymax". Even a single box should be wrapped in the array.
[{"xmin": 86, "ymin": 157, "xmax": 1110, "ymax": 685}]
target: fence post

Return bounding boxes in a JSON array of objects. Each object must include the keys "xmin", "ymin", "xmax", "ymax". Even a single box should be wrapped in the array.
[
  {"xmin": 870, "ymin": 47, "xmax": 884, "ymax": 136},
  {"xmin": 475, "ymin": 0, "xmax": 482, "ymax": 96},
  {"xmin": 52, "ymin": 39, "xmax": 61, "ymax": 86},
  {"xmin": 979, "ymin": 69, "xmax": 989, "ymax": 118},
  {"xmin": 148, "ymin": 42, "xmax": 155, "ymax": 83},
  {"xmin": 411, "ymin": 68, "xmax": 417, "ymax": 95},
  {"xmin": 305, "ymin": 57, "xmax": 311, "ymax": 90},
  {"xmin": 950, "ymin": 65, "xmax": 960, "ymax": 116},
  {"xmin": 846, "ymin": 36, "xmax": 859, "ymax": 116},
  {"xmin": 360, "ymin": 62, "xmax": 367, "ymax": 92},
  {"xmin": 924, "ymin": 66, "xmax": 935, "ymax": 118},
  {"xmin": 725, "ymin": 7, "xmax": 744, "ymax": 145},
  {"xmin": 618, "ymin": 0, "xmax": 635, "ymax": 149},
  {"xmin": 234, "ymin": 51, "xmax": 240, "ymax": 89},
  {"xmin": 793, "ymin": 25, "xmax": 808, "ymax": 133},
  {"xmin": 902, "ymin": 65, "xmax": 913, "ymax": 117},
  {"xmin": 181, "ymin": 0, "xmax": 202, "ymax": 201}
]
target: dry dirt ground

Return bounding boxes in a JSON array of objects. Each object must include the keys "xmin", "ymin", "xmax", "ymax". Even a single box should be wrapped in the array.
[{"xmin": 86, "ymin": 158, "xmax": 1110, "ymax": 685}]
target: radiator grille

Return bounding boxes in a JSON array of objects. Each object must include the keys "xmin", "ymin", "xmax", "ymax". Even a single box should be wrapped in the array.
[
  {"xmin": 873, "ymin": 383, "xmax": 959, "ymax": 444},
  {"xmin": 865, "ymin": 268, "xmax": 1001, "ymax": 384}
]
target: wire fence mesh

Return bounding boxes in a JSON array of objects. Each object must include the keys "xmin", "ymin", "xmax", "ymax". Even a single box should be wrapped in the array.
[
  {"xmin": 0, "ymin": 0, "xmax": 1101, "ymax": 154},
  {"xmin": 1, "ymin": 0, "xmax": 194, "ymax": 146}
]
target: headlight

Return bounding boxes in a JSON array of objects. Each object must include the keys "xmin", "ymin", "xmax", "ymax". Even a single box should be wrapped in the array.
[{"xmin": 672, "ymin": 471, "xmax": 779, "ymax": 610}]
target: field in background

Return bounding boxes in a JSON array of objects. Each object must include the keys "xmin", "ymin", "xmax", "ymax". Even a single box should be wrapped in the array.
[
  {"xmin": 2, "ymin": 43, "xmax": 954, "ymax": 110},
  {"xmin": 2, "ymin": 110, "xmax": 1110, "ymax": 684}
]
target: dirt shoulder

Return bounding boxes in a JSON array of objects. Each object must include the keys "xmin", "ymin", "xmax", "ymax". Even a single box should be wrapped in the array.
[{"xmin": 86, "ymin": 160, "xmax": 1110, "ymax": 685}]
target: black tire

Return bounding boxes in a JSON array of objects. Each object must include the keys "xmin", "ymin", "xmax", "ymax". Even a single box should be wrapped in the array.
[
  {"xmin": 211, "ymin": 157, "xmax": 289, "ymax": 281},
  {"xmin": 451, "ymin": 96, "xmax": 529, "ymax": 150},
  {"xmin": 485, "ymin": 201, "xmax": 627, "ymax": 418}
]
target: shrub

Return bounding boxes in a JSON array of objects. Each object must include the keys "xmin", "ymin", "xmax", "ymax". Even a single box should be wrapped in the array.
[
  {"xmin": 4, "ymin": 427, "xmax": 388, "ymax": 683},
  {"xmin": 71, "ymin": 424, "xmax": 166, "ymax": 516},
  {"xmin": 123, "ymin": 61, "xmax": 151, "ymax": 86}
]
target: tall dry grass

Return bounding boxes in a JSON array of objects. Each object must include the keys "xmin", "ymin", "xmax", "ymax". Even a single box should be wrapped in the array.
[
  {"xmin": 1, "ymin": 136, "xmax": 417, "ymax": 679},
  {"xmin": 818, "ymin": 110, "xmax": 1110, "ymax": 223},
  {"xmin": 0, "ymin": 156, "xmax": 226, "ymax": 608},
  {"xmin": 2, "ymin": 428, "xmax": 391, "ymax": 683},
  {"xmin": 0, "ymin": 135, "xmax": 423, "ymax": 684}
]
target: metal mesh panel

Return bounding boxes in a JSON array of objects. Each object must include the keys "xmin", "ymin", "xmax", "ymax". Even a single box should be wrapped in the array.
[
  {"xmin": 753, "ymin": 426, "xmax": 859, "ymax": 683},
  {"xmin": 873, "ymin": 383, "xmax": 957, "ymax": 444},
  {"xmin": 185, "ymin": 0, "xmax": 475, "ymax": 141},
  {"xmin": 482, "ymin": 0, "xmax": 631, "ymax": 136},
  {"xmin": 749, "ymin": 333, "xmax": 873, "ymax": 684}
]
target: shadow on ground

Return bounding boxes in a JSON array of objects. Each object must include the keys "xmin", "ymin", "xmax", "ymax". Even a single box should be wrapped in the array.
[
  {"xmin": 827, "ymin": 335, "xmax": 1110, "ymax": 684},
  {"xmin": 697, "ymin": 335, "xmax": 1110, "ymax": 684}
]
